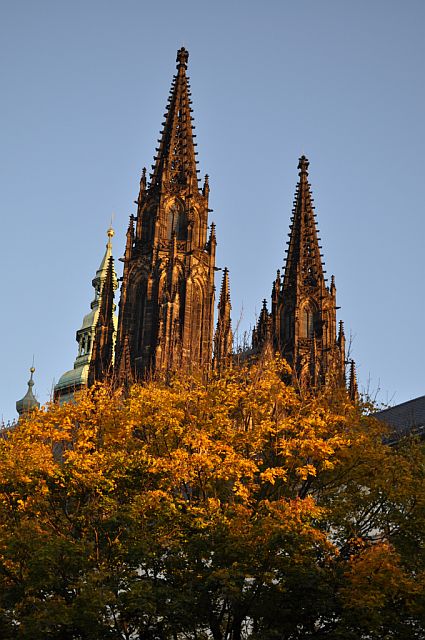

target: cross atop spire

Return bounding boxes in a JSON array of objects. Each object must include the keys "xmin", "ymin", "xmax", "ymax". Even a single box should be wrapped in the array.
[
  {"xmin": 283, "ymin": 155, "xmax": 325, "ymax": 292},
  {"xmin": 150, "ymin": 47, "xmax": 199, "ymax": 191},
  {"xmin": 176, "ymin": 46, "xmax": 189, "ymax": 68},
  {"xmin": 298, "ymin": 154, "xmax": 309, "ymax": 177}
]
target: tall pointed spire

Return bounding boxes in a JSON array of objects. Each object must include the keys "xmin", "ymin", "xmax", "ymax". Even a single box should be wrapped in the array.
[
  {"xmin": 116, "ymin": 48, "xmax": 216, "ymax": 380},
  {"xmin": 16, "ymin": 366, "xmax": 40, "ymax": 416},
  {"xmin": 252, "ymin": 299, "xmax": 271, "ymax": 351},
  {"xmin": 88, "ymin": 255, "xmax": 116, "ymax": 386},
  {"xmin": 214, "ymin": 268, "xmax": 233, "ymax": 371},
  {"xmin": 266, "ymin": 156, "xmax": 345, "ymax": 389},
  {"xmin": 150, "ymin": 47, "xmax": 199, "ymax": 191},
  {"xmin": 283, "ymin": 156, "xmax": 325, "ymax": 291}
]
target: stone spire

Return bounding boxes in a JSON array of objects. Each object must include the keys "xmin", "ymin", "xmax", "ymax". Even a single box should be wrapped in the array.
[
  {"xmin": 252, "ymin": 299, "xmax": 271, "ymax": 351},
  {"xmin": 16, "ymin": 366, "xmax": 40, "ymax": 416},
  {"xmin": 214, "ymin": 267, "xmax": 233, "ymax": 371},
  {"xmin": 55, "ymin": 226, "xmax": 118, "ymax": 403},
  {"xmin": 115, "ymin": 48, "xmax": 216, "ymax": 380},
  {"xmin": 88, "ymin": 256, "xmax": 116, "ymax": 386},
  {"xmin": 268, "ymin": 156, "xmax": 345, "ymax": 389},
  {"xmin": 149, "ymin": 47, "xmax": 199, "ymax": 192},
  {"xmin": 283, "ymin": 156, "xmax": 325, "ymax": 292},
  {"xmin": 349, "ymin": 359, "xmax": 359, "ymax": 402}
]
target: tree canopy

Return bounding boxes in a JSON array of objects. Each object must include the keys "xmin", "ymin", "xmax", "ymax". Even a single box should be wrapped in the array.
[{"xmin": 1, "ymin": 357, "xmax": 425, "ymax": 639}]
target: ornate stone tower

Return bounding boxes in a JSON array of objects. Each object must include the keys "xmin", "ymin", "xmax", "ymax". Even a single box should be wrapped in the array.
[
  {"xmin": 115, "ymin": 48, "xmax": 216, "ymax": 380},
  {"xmin": 266, "ymin": 156, "xmax": 346, "ymax": 388}
]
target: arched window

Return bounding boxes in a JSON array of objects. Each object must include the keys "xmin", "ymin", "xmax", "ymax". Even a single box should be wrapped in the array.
[
  {"xmin": 301, "ymin": 305, "xmax": 314, "ymax": 338},
  {"xmin": 167, "ymin": 203, "xmax": 187, "ymax": 241},
  {"xmin": 189, "ymin": 280, "xmax": 203, "ymax": 364}
]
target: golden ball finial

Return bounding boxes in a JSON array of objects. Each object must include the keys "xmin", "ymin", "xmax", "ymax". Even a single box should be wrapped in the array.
[
  {"xmin": 30, "ymin": 366, "xmax": 35, "ymax": 374},
  {"xmin": 107, "ymin": 226, "xmax": 115, "ymax": 239}
]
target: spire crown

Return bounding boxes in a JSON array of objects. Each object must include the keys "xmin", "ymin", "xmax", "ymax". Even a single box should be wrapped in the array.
[
  {"xmin": 298, "ymin": 155, "xmax": 310, "ymax": 177},
  {"xmin": 176, "ymin": 47, "xmax": 189, "ymax": 69},
  {"xmin": 150, "ymin": 48, "xmax": 199, "ymax": 191},
  {"xmin": 107, "ymin": 225, "xmax": 114, "ymax": 249},
  {"xmin": 283, "ymin": 156, "xmax": 325, "ymax": 291}
]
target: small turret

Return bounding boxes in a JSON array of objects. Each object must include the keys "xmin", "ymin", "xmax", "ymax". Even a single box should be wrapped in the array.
[
  {"xmin": 338, "ymin": 320, "xmax": 346, "ymax": 353},
  {"xmin": 208, "ymin": 222, "xmax": 217, "ymax": 259},
  {"xmin": 214, "ymin": 267, "xmax": 233, "ymax": 371},
  {"xmin": 349, "ymin": 360, "xmax": 359, "ymax": 402},
  {"xmin": 253, "ymin": 299, "xmax": 271, "ymax": 350},
  {"xmin": 137, "ymin": 167, "xmax": 147, "ymax": 204},
  {"xmin": 16, "ymin": 366, "xmax": 40, "ymax": 416},
  {"xmin": 203, "ymin": 174, "xmax": 210, "ymax": 199},
  {"xmin": 125, "ymin": 215, "xmax": 135, "ymax": 261}
]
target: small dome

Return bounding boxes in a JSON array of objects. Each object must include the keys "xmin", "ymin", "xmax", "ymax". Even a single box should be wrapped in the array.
[{"xmin": 16, "ymin": 367, "xmax": 40, "ymax": 416}]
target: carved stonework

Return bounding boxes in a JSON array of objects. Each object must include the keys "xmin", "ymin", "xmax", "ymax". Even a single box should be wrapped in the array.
[
  {"xmin": 114, "ymin": 48, "xmax": 216, "ymax": 381},
  {"xmin": 254, "ymin": 156, "xmax": 347, "ymax": 391}
]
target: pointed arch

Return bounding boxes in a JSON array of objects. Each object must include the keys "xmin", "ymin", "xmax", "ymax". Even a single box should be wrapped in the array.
[
  {"xmin": 300, "ymin": 301, "xmax": 317, "ymax": 338},
  {"xmin": 166, "ymin": 200, "xmax": 187, "ymax": 241},
  {"xmin": 185, "ymin": 277, "xmax": 205, "ymax": 366}
]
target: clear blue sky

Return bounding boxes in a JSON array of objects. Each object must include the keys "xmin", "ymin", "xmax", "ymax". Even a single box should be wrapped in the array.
[{"xmin": 1, "ymin": 0, "xmax": 424, "ymax": 421}]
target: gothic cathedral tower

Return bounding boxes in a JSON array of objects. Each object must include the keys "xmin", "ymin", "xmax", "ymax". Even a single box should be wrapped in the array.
[
  {"xmin": 255, "ymin": 156, "xmax": 346, "ymax": 389},
  {"xmin": 115, "ymin": 48, "xmax": 216, "ymax": 380}
]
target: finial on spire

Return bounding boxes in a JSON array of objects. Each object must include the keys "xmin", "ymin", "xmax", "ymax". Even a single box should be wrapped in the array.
[
  {"xmin": 298, "ymin": 155, "xmax": 309, "ymax": 177},
  {"xmin": 107, "ymin": 222, "xmax": 115, "ymax": 250},
  {"xmin": 176, "ymin": 47, "xmax": 189, "ymax": 69}
]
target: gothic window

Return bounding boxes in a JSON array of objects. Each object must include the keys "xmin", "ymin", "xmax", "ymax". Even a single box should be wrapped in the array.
[
  {"xmin": 167, "ymin": 203, "xmax": 187, "ymax": 241},
  {"xmin": 301, "ymin": 305, "xmax": 314, "ymax": 338},
  {"xmin": 189, "ymin": 280, "xmax": 203, "ymax": 364}
]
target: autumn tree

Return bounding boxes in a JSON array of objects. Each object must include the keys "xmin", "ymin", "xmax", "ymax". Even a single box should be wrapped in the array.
[{"xmin": 0, "ymin": 357, "xmax": 424, "ymax": 639}]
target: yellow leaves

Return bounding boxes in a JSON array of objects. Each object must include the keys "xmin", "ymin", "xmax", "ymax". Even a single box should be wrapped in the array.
[
  {"xmin": 260, "ymin": 467, "xmax": 288, "ymax": 485},
  {"xmin": 295, "ymin": 464, "xmax": 317, "ymax": 480}
]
